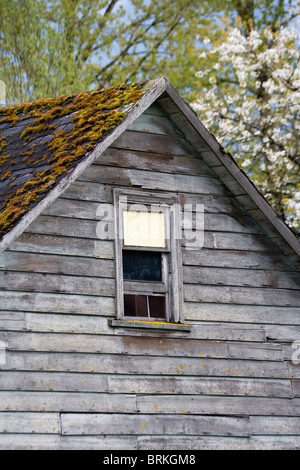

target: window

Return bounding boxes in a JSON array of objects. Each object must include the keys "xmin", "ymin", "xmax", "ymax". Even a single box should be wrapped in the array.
[{"xmin": 114, "ymin": 189, "xmax": 183, "ymax": 324}]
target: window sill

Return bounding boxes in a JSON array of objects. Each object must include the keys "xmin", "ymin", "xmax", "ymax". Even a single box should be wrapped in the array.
[{"xmin": 108, "ymin": 319, "xmax": 191, "ymax": 332}]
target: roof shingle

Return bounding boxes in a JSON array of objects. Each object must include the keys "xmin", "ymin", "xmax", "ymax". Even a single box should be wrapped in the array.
[{"xmin": 0, "ymin": 81, "xmax": 147, "ymax": 238}]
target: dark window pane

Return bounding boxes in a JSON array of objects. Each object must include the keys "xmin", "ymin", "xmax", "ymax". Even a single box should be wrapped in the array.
[
  {"xmin": 149, "ymin": 296, "xmax": 166, "ymax": 319},
  {"xmin": 124, "ymin": 294, "xmax": 136, "ymax": 316},
  {"xmin": 123, "ymin": 251, "xmax": 162, "ymax": 281},
  {"xmin": 124, "ymin": 294, "xmax": 148, "ymax": 317},
  {"xmin": 124, "ymin": 294, "xmax": 166, "ymax": 320},
  {"xmin": 136, "ymin": 295, "xmax": 148, "ymax": 317}
]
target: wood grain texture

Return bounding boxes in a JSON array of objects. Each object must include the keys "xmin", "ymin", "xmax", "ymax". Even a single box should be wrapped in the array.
[
  {"xmin": 182, "ymin": 248, "xmax": 297, "ymax": 271},
  {"xmin": 0, "ymin": 291, "xmax": 115, "ymax": 316},
  {"xmin": 0, "ymin": 251, "xmax": 115, "ymax": 278},
  {"xmin": 0, "ymin": 412, "xmax": 61, "ymax": 434},
  {"xmin": 107, "ymin": 375, "xmax": 293, "ymax": 398},
  {"xmin": 184, "ymin": 303, "xmax": 300, "ymax": 325},
  {"xmin": 79, "ymin": 165, "xmax": 228, "ymax": 196},
  {"xmin": 250, "ymin": 416, "xmax": 300, "ymax": 435},
  {"xmin": 0, "ymin": 372, "xmax": 292, "ymax": 398},
  {"xmin": 0, "ymin": 272, "xmax": 115, "ymax": 297},
  {"xmin": 0, "ymin": 391, "xmax": 137, "ymax": 413},
  {"xmin": 8, "ymin": 234, "xmax": 114, "ymax": 259},
  {"xmin": 0, "ymin": 434, "xmax": 138, "ymax": 450},
  {"xmin": 183, "ymin": 265, "xmax": 300, "ymax": 290},
  {"xmin": 60, "ymin": 412, "xmax": 251, "ymax": 436},
  {"xmin": 138, "ymin": 435, "xmax": 300, "ymax": 450},
  {"xmin": 184, "ymin": 284, "xmax": 300, "ymax": 307},
  {"xmin": 136, "ymin": 395, "xmax": 300, "ymax": 416},
  {"xmin": 0, "ymin": 351, "xmax": 290, "ymax": 378},
  {"xmin": 112, "ymin": 129, "xmax": 196, "ymax": 156},
  {"xmin": 96, "ymin": 147, "xmax": 214, "ymax": 176},
  {"xmin": 1, "ymin": 331, "xmax": 229, "ymax": 358}
]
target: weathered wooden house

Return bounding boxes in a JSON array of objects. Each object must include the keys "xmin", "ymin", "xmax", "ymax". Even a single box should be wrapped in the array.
[{"xmin": 0, "ymin": 77, "xmax": 299, "ymax": 450}]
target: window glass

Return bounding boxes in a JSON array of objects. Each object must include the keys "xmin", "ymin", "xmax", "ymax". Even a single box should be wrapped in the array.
[
  {"xmin": 148, "ymin": 295, "xmax": 166, "ymax": 318},
  {"xmin": 124, "ymin": 293, "xmax": 166, "ymax": 319},
  {"xmin": 124, "ymin": 294, "xmax": 148, "ymax": 317},
  {"xmin": 122, "ymin": 250, "xmax": 162, "ymax": 282}
]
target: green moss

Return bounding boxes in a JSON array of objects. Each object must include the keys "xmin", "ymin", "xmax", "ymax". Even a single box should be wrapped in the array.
[
  {"xmin": 0, "ymin": 81, "xmax": 147, "ymax": 236},
  {"xmin": 21, "ymin": 124, "xmax": 57, "ymax": 140},
  {"xmin": 0, "ymin": 137, "xmax": 7, "ymax": 152},
  {"xmin": 0, "ymin": 152, "xmax": 9, "ymax": 167},
  {"xmin": 1, "ymin": 171, "xmax": 11, "ymax": 181},
  {"xmin": 0, "ymin": 114, "xmax": 20, "ymax": 125}
]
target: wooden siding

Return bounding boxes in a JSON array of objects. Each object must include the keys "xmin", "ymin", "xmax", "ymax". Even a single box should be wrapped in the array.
[{"xmin": 0, "ymin": 103, "xmax": 299, "ymax": 450}]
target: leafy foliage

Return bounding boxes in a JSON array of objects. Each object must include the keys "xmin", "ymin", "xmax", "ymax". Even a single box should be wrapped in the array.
[
  {"xmin": 4, "ymin": 0, "xmax": 293, "ymax": 103},
  {"xmin": 0, "ymin": 0, "xmax": 222, "ymax": 103}
]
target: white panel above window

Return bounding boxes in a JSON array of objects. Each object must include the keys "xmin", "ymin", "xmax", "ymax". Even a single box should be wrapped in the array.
[{"xmin": 123, "ymin": 210, "xmax": 166, "ymax": 248}]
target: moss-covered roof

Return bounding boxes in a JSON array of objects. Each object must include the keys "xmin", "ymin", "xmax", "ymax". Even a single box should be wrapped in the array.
[{"xmin": 0, "ymin": 81, "xmax": 147, "ymax": 239}]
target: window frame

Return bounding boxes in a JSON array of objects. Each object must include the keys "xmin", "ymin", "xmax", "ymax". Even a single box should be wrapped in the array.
[{"xmin": 113, "ymin": 189, "xmax": 183, "ymax": 324}]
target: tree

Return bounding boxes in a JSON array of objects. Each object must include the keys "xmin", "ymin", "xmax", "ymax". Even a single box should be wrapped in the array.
[
  {"xmin": 191, "ymin": 19, "xmax": 300, "ymax": 230},
  {"xmin": 0, "ymin": 0, "xmax": 83, "ymax": 103},
  {"xmin": 0, "ymin": 0, "xmax": 220, "ymax": 104},
  {"xmin": 1, "ymin": 0, "xmax": 294, "ymax": 105}
]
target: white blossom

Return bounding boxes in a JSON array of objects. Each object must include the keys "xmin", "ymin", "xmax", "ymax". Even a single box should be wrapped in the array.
[{"xmin": 193, "ymin": 24, "xmax": 300, "ymax": 229}]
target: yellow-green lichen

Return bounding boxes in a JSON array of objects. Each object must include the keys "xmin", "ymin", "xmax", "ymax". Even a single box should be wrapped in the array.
[
  {"xmin": 0, "ymin": 81, "xmax": 147, "ymax": 236},
  {"xmin": 0, "ymin": 137, "xmax": 7, "ymax": 152},
  {"xmin": 0, "ymin": 152, "xmax": 9, "ymax": 167},
  {"xmin": 1, "ymin": 171, "xmax": 11, "ymax": 182}
]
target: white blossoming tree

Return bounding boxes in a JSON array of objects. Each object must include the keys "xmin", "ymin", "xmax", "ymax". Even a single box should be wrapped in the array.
[{"xmin": 192, "ymin": 23, "xmax": 300, "ymax": 231}]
